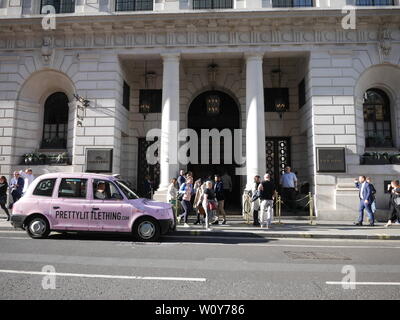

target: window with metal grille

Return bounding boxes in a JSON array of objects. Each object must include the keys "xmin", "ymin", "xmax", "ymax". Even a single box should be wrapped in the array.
[
  {"xmin": 363, "ymin": 89, "xmax": 393, "ymax": 148},
  {"xmin": 41, "ymin": 92, "xmax": 69, "ymax": 149},
  {"xmin": 298, "ymin": 78, "xmax": 306, "ymax": 109},
  {"xmin": 193, "ymin": 0, "xmax": 233, "ymax": 9},
  {"xmin": 115, "ymin": 0, "xmax": 153, "ymax": 11},
  {"xmin": 40, "ymin": 0, "xmax": 75, "ymax": 13},
  {"xmin": 356, "ymin": 0, "xmax": 394, "ymax": 5},
  {"xmin": 272, "ymin": 0, "xmax": 313, "ymax": 7},
  {"xmin": 264, "ymin": 88, "xmax": 290, "ymax": 112},
  {"xmin": 139, "ymin": 89, "xmax": 162, "ymax": 113}
]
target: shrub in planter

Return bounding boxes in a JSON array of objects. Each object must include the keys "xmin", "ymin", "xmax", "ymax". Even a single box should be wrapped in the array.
[
  {"xmin": 361, "ymin": 152, "xmax": 391, "ymax": 165},
  {"xmin": 22, "ymin": 153, "xmax": 39, "ymax": 165},
  {"xmin": 390, "ymin": 154, "xmax": 400, "ymax": 164}
]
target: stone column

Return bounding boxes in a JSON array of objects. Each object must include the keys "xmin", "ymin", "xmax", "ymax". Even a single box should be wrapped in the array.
[
  {"xmin": 159, "ymin": 53, "xmax": 180, "ymax": 190},
  {"xmin": 245, "ymin": 52, "xmax": 266, "ymax": 190}
]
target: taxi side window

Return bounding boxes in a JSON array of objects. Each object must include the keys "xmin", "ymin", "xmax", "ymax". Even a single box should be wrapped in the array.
[
  {"xmin": 33, "ymin": 179, "xmax": 56, "ymax": 197},
  {"xmin": 58, "ymin": 178, "xmax": 88, "ymax": 199},
  {"xmin": 93, "ymin": 179, "xmax": 123, "ymax": 201}
]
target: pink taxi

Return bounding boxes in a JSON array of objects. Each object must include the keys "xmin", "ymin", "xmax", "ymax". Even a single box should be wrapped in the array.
[{"xmin": 11, "ymin": 173, "xmax": 175, "ymax": 241}]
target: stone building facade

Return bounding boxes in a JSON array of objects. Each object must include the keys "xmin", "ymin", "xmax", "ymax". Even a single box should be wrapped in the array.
[{"xmin": 0, "ymin": 0, "xmax": 399, "ymax": 220}]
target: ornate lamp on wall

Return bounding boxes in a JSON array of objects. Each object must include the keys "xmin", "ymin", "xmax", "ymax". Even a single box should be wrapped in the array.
[
  {"xmin": 139, "ymin": 61, "xmax": 156, "ymax": 120},
  {"xmin": 271, "ymin": 58, "xmax": 287, "ymax": 119},
  {"xmin": 206, "ymin": 62, "xmax": 221, "ymax": 116}
]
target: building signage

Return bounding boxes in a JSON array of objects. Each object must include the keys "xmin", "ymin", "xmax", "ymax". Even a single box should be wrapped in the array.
[
  {"xmin": 316, "ymin": 147, "xmax": 346, "ymax": 173},
  {"xmin": 86, "ymin": 149, "xmax": 113, "ymax": 173}
]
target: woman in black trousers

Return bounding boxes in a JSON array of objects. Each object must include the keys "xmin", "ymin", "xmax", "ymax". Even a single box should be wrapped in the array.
[
  {"xmin": 0, "ymin": 176, "xmax": 10, "ymax": 221},
  {"xmin": 385, "ymin": 180, "xmax": 400, "ymax": 228}
]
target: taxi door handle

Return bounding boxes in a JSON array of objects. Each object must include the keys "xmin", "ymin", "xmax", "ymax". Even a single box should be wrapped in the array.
[
  {"xmin": 53, "ymin": 206, "xmax": 60, "ymax": 209},
  {"xmin": 92, "ymin": 208, "xmax": 100, "ymax": 211}
]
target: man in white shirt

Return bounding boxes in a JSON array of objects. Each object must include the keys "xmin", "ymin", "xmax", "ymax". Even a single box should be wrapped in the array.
[
  {"xmin": 280, "ymin": 166, "xmax": 298, "ymax": 213},
  {"xmin": 19, "ymin": 168, "xmax": 35, "ymax": 194}
]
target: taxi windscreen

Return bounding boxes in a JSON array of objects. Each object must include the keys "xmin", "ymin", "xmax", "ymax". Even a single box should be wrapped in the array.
[{"xmin": 115, "ymin": 180, "xmax": 139, "ymax": 200}]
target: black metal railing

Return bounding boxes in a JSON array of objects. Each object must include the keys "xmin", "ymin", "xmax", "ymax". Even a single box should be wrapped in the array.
[
  {"xmin": 193, "ymin": 0, "xmax": 233, "ymax": 9},
  {"xmin": 40, "ymin": 0, "xmax": 75, "ymax": 13},
  {"xmin": 272, "ymin": 0, "xmax": 313, "ymax": 7},
  {"xmin": 115, "ymin": 0, "xmax": 153, "ymax": 11},
  {"xmin": 356, "ymin": 0, "xmax": 394, "ymax": 5}
]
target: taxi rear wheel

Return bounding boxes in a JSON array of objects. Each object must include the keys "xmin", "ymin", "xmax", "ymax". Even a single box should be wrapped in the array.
[
  {"xmin": 26, "ymin": 216, "xmax": 50, "ymax": 239},
  {"xmin": 132, "ymin": 217, "xmax": 160, "ymax": 242}
]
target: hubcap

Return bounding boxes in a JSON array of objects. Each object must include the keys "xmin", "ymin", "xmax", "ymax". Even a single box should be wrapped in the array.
[
  {"xmin": 138, "ymin": 221, "xmax": 155, "ymax": 239},
  {"xmin": 30, "ymin": 220, "xmax": 46, "ymax": 236}
]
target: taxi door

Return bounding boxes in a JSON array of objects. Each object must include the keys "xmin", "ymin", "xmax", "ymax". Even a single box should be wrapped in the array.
[
  {"xmin": 89, "ymin": 179, "xmax": 132, "ymax": 232},
  {"xmin": 50, "ymin": 177, "xmax": 90, "ymax": 231}
]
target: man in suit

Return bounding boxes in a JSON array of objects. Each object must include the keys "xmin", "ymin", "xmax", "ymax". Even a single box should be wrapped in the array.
[{"xmin": 354, "ymin": 175, "xmax": 375, "ymax": 226}]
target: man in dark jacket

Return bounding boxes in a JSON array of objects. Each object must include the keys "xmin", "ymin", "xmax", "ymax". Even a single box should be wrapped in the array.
[
  {"xmin": 213, "ymin": 175, "xmax": 226, "ymax": 225},
  {"xmin": 9, "ymin": 171, "xmax": 24, "ymax": 209},
  {"xmin": 354, "ymin": 176, "xmax": 375, "ymax": 226}
]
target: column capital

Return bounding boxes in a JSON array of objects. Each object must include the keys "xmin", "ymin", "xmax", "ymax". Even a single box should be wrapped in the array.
[
  {"xmin": 244, "ymin": 51, "xmax": 265, "ymax": 61},
  {"xmin": 161, "ymin": 53, "xmax": 181, "ymax": 62}
]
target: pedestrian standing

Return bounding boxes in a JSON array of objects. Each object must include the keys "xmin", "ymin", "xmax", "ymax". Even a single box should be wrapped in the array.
[
  {"xmin": 193, "ymin": 180, "xmax": 206, "ymax": 225},
  {"xmin": 167, "ymin": 178, "xmax": 178, "ymax": 203},
  {"xmin": 251, "ymin": 175, "xmax": 261, "ymax": 226},
  {"xmin": 221, "ymin": 171, "xmax": 232, "ymax": 206},
  {"xmin": 202, "ymin": 181, "xmax": 217, "ymax": 229},
  {"xmin": 0, "ymin": 176, "xmax": 10, "ymax": 221},
  {"xmin": 366, "ymin": 177, "xmax": 377, "ymax": 215},
  {"xmin": 354, "ymin": 176, "xmax": 375, "ymax": 226},
  {"xmin": 19, "ymin": 168, "xmax": 35, "ymax": 194},
  {"xmin": 9, "ymin": 171, "xmax": 24, "ymax": 209},
  {"xmin": 143, "ymin": 175, "xmax": 153, "ymax": 199},
  {"xmin": 280, "ymin": 166, "xmax": 298, "ymax": 213},
  {"xmin": 177, "ymin": 169, "xmax": 186, "ymax": 189},
  {"xmin": 258, "ymin": 173, "xmax": 276, "ymax": 229},
  {"xmin": 213, "ymin": 175, "xmax": 226, "ymax": 225},
  {"xmin": 385, "ymin": 180, "xmax": 400, "ymax": 228},
  {"xmin": 178, "ymin": 176, "xmax": 194, "ymax": 227}
]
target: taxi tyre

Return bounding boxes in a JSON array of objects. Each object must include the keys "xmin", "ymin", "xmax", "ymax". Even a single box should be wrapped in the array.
[
  {"xmin": 132, "ymin": 216, "xmax": 160, "ymax": 242},
  {"xmin": 25, "ymin": 215, "xmax": 51, "ymax": 239}
]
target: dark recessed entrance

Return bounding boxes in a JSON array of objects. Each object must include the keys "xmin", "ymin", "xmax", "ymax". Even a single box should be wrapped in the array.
[{"xmin": 187, "ymin": 90, "xmax": 241, "ymax": 209}]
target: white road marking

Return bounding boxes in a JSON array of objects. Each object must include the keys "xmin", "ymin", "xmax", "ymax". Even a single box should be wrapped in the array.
[
  {"xmin": 0, "ymin": 230, "xmax": 25, "ymax": 234},
  {"xmin": 0, "ymin": 269, "xmax": 206, "ymax": 282},
  {"xmin": 326, "ymin": 281, "xmax": 400, "ymax": 286}
]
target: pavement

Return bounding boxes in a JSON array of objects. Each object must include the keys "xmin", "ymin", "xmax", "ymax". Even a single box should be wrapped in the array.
[{"xmin": 1, "ymin": 213, "xmax": 400, "ymax": 240}]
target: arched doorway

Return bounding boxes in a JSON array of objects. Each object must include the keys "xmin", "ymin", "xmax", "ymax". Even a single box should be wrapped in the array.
[{"xmin": 187, "ymin": 90, "xmax": 241, "ymax": 209}]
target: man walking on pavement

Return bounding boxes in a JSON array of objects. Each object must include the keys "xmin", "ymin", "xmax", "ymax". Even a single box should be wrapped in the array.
[
  {"xmin": 354, "ymin": 176, "xmax": 375, "ymax": 226},
  {"xmin": 280, "ymin": 166, "xmax": 298, "ymax": 213},
  {"xmin": 213, "ymin": 175, "xmax": 226, "ymax": 225},
  {"xmin": 258, "ymin": 173, "xmax": 276, "ymax": 229}
]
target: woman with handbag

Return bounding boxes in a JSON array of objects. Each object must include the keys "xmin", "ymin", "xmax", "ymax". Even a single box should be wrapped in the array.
[
  {"xmin": 385, "ymin": 180, "xmax": 400, "ymax": 228},
  {"xmin": 0, "ymin": 176, "xmax": 10, "ymax": 221},
  {"xmin": 202, "ymin": 181, "xmax": 218, "ymax": 228},
  {"xmin": 193, "ymin": 179, "xmax": 206, "ymax": 225},
  {"xmin": 178, "ymin": 176, "xmax": 194, "ymax": 227}
]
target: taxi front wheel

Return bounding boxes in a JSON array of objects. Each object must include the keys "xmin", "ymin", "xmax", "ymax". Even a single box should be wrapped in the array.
[
  {"xmin": 132, "ymin": 217, "xmax": 160, "ymax": 242},
  {"xmin": 26, "ymin": 216, "xmax": 50, "ymax": 239}
]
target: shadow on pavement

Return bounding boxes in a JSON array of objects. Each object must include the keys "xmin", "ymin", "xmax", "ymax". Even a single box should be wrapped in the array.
[{"xmin": 46, "ymin": 230, "xmax": 276, "ymax": 245}]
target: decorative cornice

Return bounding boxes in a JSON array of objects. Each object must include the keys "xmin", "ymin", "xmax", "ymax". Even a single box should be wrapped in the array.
[{"xmin": 0, "ymin": 13, "xmax": 399, "ymax": 51}]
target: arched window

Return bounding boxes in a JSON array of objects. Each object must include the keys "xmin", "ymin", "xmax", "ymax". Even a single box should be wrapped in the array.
[
  {"xmin": 41, "ymin": 92, "xmax": 69, "ymax": 149},
  {"xmin": 363, "ymin": 88, "xmax": 393, "ymax": 148}
]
